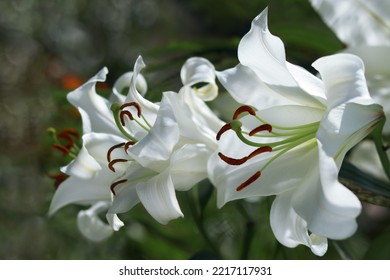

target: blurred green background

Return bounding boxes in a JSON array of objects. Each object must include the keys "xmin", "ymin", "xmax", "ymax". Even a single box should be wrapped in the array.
[{"xmin": 1, "ymin": 0, "xmax": 389, "ymax": 260}]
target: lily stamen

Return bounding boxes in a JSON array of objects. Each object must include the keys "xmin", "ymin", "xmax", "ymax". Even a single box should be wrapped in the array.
[
  {"xmin": 107, "ymin": 142, "xmax": 126, "ymax": 162},
  {"xmin": 236, "ymin": 171, "xmax": 261, "ymax": 191},
  {"xmin": 218, "ymin": 146, "xmax": 272, "ymax": 165},
  {"xmin": 110, "ymin": 179, "xmax": 128, "ymax": 195},
  {"xmin": 233, "ymin": 105, "xmax": 256, "ymax": 120},
  {"xmin": 108, "ymin": 159, "xmax": 128, "ymax": 172}
]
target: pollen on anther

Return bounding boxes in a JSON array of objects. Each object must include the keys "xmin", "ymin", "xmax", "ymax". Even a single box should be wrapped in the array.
[
  {"xmin": 120, "ymin": 110, "xmax": 134, "ymax": 125},
  {"xmin": 233, "ymin": 105, "xmax": 256, "ymax": 120},
  {"xmin": 216, "ymin": 123, "xmax": 232, "ymax": 140},
  {"xmin": 107, "ymin": 142, "xmax": 126, "ymax": 162},
  {"xmin": 120, "ymin": 102, "xmax": 142, "ymax": 118},
  {"xmin": 108, "ymin": 159, "xmax": 128, "ymax": 172},
  {"xmin": 236, "ymin": 171, "xmax": 261, "ymax": 191},
  {"xmin": 124, "ymin": 141, "xmax": 136, "ymax": 153},
  {"xmin": 51, "ymin": 144, "xmax": 70, "ymax": 155},
  {"xmin": 110, "ymin": 179, "xmax": 128, "ymax": 195},
  {"xmin": 249, "ymin": 124, "xmax": 272, "ymax": 136}
]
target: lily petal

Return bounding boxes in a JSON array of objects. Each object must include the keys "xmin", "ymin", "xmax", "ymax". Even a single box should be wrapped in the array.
[
  {"xmin": 237, "ymin": 8, "xmax": 323, "ymax": 107},
  {"xmin": 67, "ymin": 67, "xmax": 120, "ymax": 136},
  {"xmin": 270, "ymin": 191, "xmax": 328, "ymax": 256},
  {"xmin": 310, "ymin": 0, "xmax": 390, "ymax": 46},
  {"xmin": 292, "ymin": 141, "xmax": 361, "ymax": 240},
  {"xmin": 136, "ymin": 170, "xmax": 183, "ymax": 225},
  {"xmin": 77, "ymin": 202, "xmax": 117, "ymax": 242},
  {"xmin": 48, "ymin": 170, "xmax": 112, "ymax": 215},
  {"xmin": 181, "ymin": 57, "xmax": 218, "ymax": 101},
  {"xmin": 127, "ymin": 94, "xmax": 180, "ymax": 172},
  {"xmin": 170, "ymin": 144, "xmax": 210, "ymax": 191}
]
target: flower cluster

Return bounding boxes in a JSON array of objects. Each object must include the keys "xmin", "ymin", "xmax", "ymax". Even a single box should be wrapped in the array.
[{"xmin": 48, "ymin": 5, "xmax": 387, "ymax": 256}]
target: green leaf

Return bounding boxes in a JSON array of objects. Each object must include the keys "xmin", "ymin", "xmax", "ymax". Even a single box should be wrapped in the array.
[{"xmin": 339, "ymin": 161, "xmax": 390, "ymax": 207}]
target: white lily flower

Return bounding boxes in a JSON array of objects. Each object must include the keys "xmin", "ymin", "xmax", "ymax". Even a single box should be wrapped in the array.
[
  {"xmin": 208, "ymin": 8, "xmax": 384, "ymax": 256},
  {"xmin": 310, "ymin": 0, "xmax": 390, "ymax": 133},
  {"xmin": 49, "ymin": 57, "xmax": 161, "ymax": 239},
  {"xmin": 107, "ymin": 56, "xmax": 223, "ymax": 224},
  {"xmin": 50, "ymin": 55, "xmax": 222, "ymax": 236},
  {"xmin": 310, "ymin": 0, "xmax": 390, "ymax": 183}
]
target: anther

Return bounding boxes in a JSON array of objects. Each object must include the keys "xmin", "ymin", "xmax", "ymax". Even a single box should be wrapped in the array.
[
  {"xmin": 233, "ymin": 105, "xmax": 256, "ymax": 120},
  {"xmin": 51, "ymin": 144, "xmax": 70, "ymax": 155},
  {"xmin": 124, "ymin": 141, "xmax": 136, "ymax": 152},
  {"xmin": 236, "ymin": 171, "xmax": 261, "ymax": 191},
  {"xmin": 216, "ymin": 123, "xmax": 232, "ymax": 140},
  {"xmin": 47, "ymin": 173, "xmax": 69, "ymax": 189},
  {"xmin": 218, "ymin": 146, "xmax": 272, "ymax": 166},
  {"xmin": 108, "ymin": 159, "xmax": 128, "ymax": 172},
  {"xmin": 120, "ymin": 110, "xmax": 135, "ymax": 125},
  {"xmin": 249, "ymin": 124, "xmax": 272, "ymax": 136},
  {"xmin": 107, "ymin": 142, "xmax": 126, "ymax": 162},
  {"xmin": 57, "ymin": 128, "xmax": 80, "ymax": 149},
  {"xmin": 110, "ymin": 179, "xmax": 128, "ymax": 195},
  {"xmin": 120, "ymin": 102, "xmax": 142, "ymax": 117}
]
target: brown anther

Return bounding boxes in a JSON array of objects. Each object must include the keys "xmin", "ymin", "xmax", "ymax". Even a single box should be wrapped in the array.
[
  {"xmin": 120, "ymin": 102, "xmax": 142, "ymax": 117},
  {"xmin": 51, "ymin": 144, "xmax": 70, "ymax": 155},
  {"xmin": 57, "ymin": 128, "xmax": 80, "ymax": 149},
  {"xmin": 233, "ymin": 105, "xmax": 256, "ymax": 120},
  {"xmin": 110, "ymin": 179, "xmax": 128, "ymax": 195},
  {"xmin": 48, "ymin": 173, "xmax": 69, "ymax": 189},
  {"xmin": 216, "ymin": 123, "xmax": 232, "ymax": 140},
  {"xmin": 108, "ymin": 159, "xmax": 128, "ymax": 172},
  {"xmin": 107, "ymin": 142, "xmax": 126, "ymax": 162},
  {"xmin": 124, "ymin": 141, "xmax": 136, "ymax": 153},
  {"xmin": 236, "ymin": 171, "xmax": 261, "ymax": 191},
  {"xmin": 249, "ymin": 124, "xmax": 272, "ymax": 136},
  {"xmin": 59, "ymin": 128, "xmax": 80, "ymax": 139},
  {"xmin": 218, "ymin": 146, "xmax": 272, "ymax": 166},
  {"xmin": 247, "ymin": 146, "xmax": 273, "ymax": 159},
  {"xmin": 120, "ymin": 110, "xmax": 134, "ymax": 126}
]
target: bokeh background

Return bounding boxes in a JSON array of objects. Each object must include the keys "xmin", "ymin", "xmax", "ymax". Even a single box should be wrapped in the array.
[{"xmin": 1, "ymin": 0, "xmax": 389, "ymax": 259}]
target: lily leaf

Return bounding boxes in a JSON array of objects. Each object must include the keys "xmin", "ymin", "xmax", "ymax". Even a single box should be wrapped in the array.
[{"xmin": 339, "ymin": 161, "xmax": 390, "ymax": 207}]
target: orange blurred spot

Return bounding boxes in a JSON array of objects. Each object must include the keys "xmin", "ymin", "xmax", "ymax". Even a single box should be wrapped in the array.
[{"xmin": 61, "ymin": 74, "xmax": 84, "ymax": 90}]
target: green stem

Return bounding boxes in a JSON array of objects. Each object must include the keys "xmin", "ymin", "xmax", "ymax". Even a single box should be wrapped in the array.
[
  {"xmin": 235, "ymin": 202, "xmax": 255, "ymax": 260},
  {"xmin": 372, "ymin": 118, "xmax": 390, "ymax": 181},
  {"xmin": 111, "ymin": 104, "xmax": 138, "ymax": 142},
  {"xmin": 186, "ymin": 190, "xmax": 223, "ymax": 259}
]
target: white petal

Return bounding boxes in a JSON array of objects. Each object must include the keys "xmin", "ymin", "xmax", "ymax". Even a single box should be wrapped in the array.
[
  {"xmin": 181, "ymin": 57, "xmax": 218, "ymax": 101},
  {"xmin": 111, "ymin": 70, "xmax": 147, "ymax": 103},
  {"xmin": 170, "ymin": 144, "xmax": 210, "ymax": 191},
  {"xmin": 317, "ymin": 102, "xmax": 383, "ymax": 165},
  {"xmin": 125, "ymin": 56, "xmax": 159, "ymax": 116},
  {"xmin": 127, "ymin": 94, "xmax": 180, "ymax": 172},
  {"xmin": 108, "ymin": 162, "xmax": 156, "ymax": 214},
  {"xmin": 48, "ymin": 170, "xmax": 112, "ymax": 215},
  {"xmin": 77, "ymin": 202, "xmax": 114, "ymax": 242},
  {"xmin": 237, "ymin": 8, "xmax": 324, "ymax": 108},
  {"xmin": 162, "ymin": 89, "xmax": 223, "ymax": 149},
  {"xmin": 136, "ymin": 170, "xmax": 183, "ymax": 224},
  {"xmin": 62, "ymin": 132, "xmax": 127, "ymax": 178},
  {"xmin": 270, "ymin": 191, "xmax": 328, "ymax": 256},
  {"xmin": 67, "ymin": 67, "xmax": 120, "ymax": 136},
  {"xmin": 106, "ymin": 213, "xmax": 125, "ymax": 231},
  {"xmin": 292, "ymin": 141, "xmax": 362, "ymax": 240},
  {"xmin": 216, "ymin": 65, "xmax": 293, "ymax": 110},
  {"xmin": 61, "ymin": 138, "xmax": 101, "ymax": 179},
  {"xmin": 310, "ymin": 0, "xmax": 390, "ymax": 46},
  {"xmin": 312, "ymin": 53, "xmax": 375, "ymax": 108}
]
